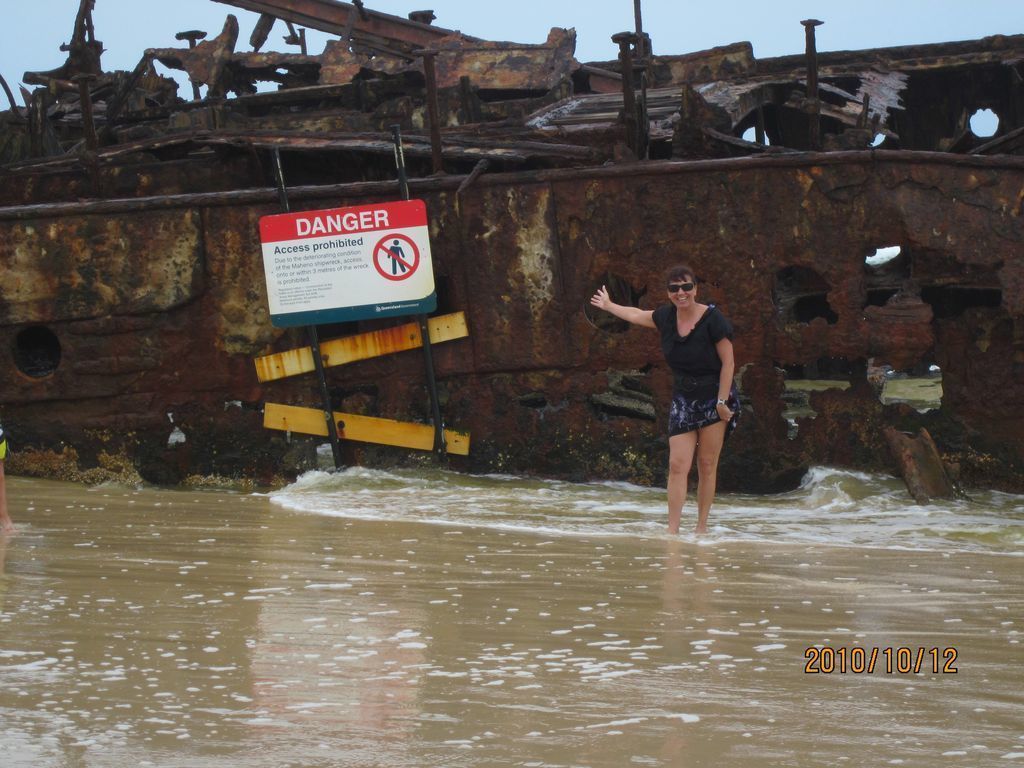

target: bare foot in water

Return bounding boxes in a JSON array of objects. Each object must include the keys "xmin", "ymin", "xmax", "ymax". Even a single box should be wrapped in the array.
[{"xmin": 694, "ymin": 524, "xmax": 708, "ymax": 535}]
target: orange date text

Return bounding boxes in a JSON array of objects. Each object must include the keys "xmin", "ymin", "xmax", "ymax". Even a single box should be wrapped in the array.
[{"xmin": 803, "ymin": 646, "xmax": 958, "ymax": 674}]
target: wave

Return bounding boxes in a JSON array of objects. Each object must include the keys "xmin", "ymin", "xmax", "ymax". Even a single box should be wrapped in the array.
[{"xmin": 265, "ymin": 466, "xmax": 1024, "ymax": 556}]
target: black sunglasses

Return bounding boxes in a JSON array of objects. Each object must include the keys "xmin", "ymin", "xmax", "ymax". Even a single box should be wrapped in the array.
[{"xmin": 667, "ymin": 282, "xmax": 695, "ymax": 293}]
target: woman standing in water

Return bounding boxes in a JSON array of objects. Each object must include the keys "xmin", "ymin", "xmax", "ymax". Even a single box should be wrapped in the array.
[{"xmin": 590, "ymin": 265, "xmax": 739, "ymax": 534}]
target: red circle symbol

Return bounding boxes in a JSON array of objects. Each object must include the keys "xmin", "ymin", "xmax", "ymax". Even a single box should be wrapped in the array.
[{"xmin": 373, "ymin": 234, "xmax": 420, "ymax": 281}]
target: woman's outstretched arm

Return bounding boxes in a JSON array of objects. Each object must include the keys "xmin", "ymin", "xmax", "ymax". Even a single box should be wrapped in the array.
[{"xmin": 590, "ymin": 285, "xmax": 656, "ymax": 328}]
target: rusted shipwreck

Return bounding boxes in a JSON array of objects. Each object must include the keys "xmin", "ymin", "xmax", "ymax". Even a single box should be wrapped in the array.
[{"xmin": 1, "ymin": 0, "xmax": 1022, "ymax": 492}]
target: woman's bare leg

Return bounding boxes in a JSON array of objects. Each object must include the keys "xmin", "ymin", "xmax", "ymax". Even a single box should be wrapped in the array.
[
  {"xmin": 694, "ymin": 420, "xmax": 728, "ymax": 534},
  {"xmin": 667, "ymin": 432, "xmax": 697, "ymax": 534}
]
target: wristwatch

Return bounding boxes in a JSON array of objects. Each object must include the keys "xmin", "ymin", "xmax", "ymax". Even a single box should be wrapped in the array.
[{"xmin": 716, "ymin": 399, "xmax": 727, "ymax": 407}]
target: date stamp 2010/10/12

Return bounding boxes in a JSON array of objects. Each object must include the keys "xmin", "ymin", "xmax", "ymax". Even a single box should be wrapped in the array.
[{"xmin": 804, "ymin": 646, "xmax": 958, "ymax": 674}]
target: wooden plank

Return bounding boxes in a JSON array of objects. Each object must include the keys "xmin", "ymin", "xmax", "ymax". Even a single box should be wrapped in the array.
[
  {"xmin": 264, "ymin": 402, "xmax": 470, "ymax": 455},
  {"xmin": 254, "ymin": 311, "xmax": 469, "ymax": 382}
]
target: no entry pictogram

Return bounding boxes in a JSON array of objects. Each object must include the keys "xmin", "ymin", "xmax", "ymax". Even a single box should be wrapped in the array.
[{"xmin": 373, "ymin": 233, "xmax": 420, "ymax": 281}]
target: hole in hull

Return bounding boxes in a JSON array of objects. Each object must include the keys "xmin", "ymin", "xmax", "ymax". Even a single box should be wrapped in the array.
[{"xmin": 14, "ymin": 326, "xmax": 62, "ymax": 378}]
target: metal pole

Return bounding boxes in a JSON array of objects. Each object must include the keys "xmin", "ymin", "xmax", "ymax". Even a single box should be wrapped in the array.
[
  {"xmin": 391, "ymin": 124, "xmax": 410, "ymax": 199},
  {"xmin": 73, "ymin": 73, "xmax": 98, "ymax": 151},
  {"xmin": 416, "ymin": 49, "xmax": 445, "ymax": 174},
  {"xmin": 612, "ymin": 32, "xmax": 639, "ymax": 158},
  {"xmin": 802, "ymin": 19, "xmax": 824, "ymax": 151},
  {"xmin": 633, "ymin": 0, "xmax": 646, "ymax": 59},
  {"xmin": 390, "ymin": 125, "xmax": 447, "ymax": 455},
  {"xmin": 272, "ymin": 147, "xmax": 344, "ymax": 470},
  {"xmin": 271, "ymin": 147, "xmax": 290, "ymax": 209},
  {"xmin": 418, "ymin": 316, "xmax": 446, "ymax": 455}
]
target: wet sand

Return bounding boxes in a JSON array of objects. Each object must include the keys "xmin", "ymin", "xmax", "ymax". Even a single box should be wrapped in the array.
[{"xmin": 1, "ymin": 474, "xmax": 1022, "ymax": 767}]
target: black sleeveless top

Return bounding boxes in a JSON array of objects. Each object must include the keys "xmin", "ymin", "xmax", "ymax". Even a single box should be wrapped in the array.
[{"xmin": 652, "ymin": 303, "xmax": 733, "ymax": 394}]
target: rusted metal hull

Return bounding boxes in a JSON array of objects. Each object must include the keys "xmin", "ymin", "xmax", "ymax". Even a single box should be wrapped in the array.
[{"xmin": 1, "ymin": 151, "xmax": 1022, "ymax": 491}]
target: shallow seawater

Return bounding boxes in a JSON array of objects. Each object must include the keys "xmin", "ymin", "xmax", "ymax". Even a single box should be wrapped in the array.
[
  {"xmin": 1, "ymin": 468, "xmax": 1022, "ymax": 767},
  {"xmin": 272, "ymin": 465, "xmax": 1024, "ymax": 554}
]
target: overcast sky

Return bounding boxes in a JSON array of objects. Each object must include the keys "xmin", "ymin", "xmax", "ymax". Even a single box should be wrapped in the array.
[{"xmin": 2, "ymin": 0, "xmax": 1022, "ymax": 103}]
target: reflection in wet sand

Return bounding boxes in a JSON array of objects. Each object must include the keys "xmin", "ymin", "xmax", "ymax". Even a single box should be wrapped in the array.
[{"xmin": 1, "ymin": 472, "xmax": 1022, "ymax": 767}]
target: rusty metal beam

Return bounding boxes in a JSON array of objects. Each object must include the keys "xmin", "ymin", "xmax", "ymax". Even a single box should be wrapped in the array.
[
  {"xmin": 417, "ymin": 49, "xmax": 444, "ymax": 173},
  {"xmin": 72, "ymin": 74, "xmax": 98, "ymax": 151},
  {"xmin": 0, "ymin": 129, "xmax": 598, "ymax": 180},
  {"xmin": 802, "ymin": 19, "xmax": 823, "ymax": 150},
  {"xmin": 456, "ymin": 158, "xmax": 490, "ymax": 197},
  {"xmin": 971, "ymin": 124, "xmax": 1024, "ymax": 155},
  {"xmin": 755, "ymin": 34, "xmax": 1024, "ymax": 78},
  {"xmin": 0, "ymin": 74, "xmax": 20, "ymax": 116},
  {"xmin": 612, "ymin": 31, "xmax": 641, "ymax": 158},
  {"xmin": 211, "ymin": 0, "xmax": 478, "ymax": 56},
  {"xmin": 3, "ymin": 150, "xmax": 1024, "ymax": 222}
]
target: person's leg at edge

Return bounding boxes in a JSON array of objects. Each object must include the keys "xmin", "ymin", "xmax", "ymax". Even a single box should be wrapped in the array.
[
  {"xmin": 0, "ymin": 461, "xmax": 12, "ymax": 536},
  {"xmin": 694, "ymin": 420, "xmax": 728, "ymax": 534},
  {"xmin": 667, "ymin": 431, "xmax": 697, "ymax": 534}
]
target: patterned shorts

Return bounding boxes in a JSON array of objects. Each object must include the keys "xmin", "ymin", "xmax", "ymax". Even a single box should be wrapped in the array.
[{"xmin": 668, "ymin": 385, "xmax": 741, "ymax": 438}]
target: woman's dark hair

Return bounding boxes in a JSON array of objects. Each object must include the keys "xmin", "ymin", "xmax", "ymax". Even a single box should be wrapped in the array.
[{"xmin": 665, "ymin": 264, "xmax": 697, "ymax": 284}]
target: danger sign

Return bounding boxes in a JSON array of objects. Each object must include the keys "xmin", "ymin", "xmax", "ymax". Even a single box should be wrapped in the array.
[{"xmin": 259, "ymin": 199, "xmax": 436, "ymax": 327}]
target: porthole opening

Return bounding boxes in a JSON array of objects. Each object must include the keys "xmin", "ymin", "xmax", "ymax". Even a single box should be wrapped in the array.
[
  {"xmin": 585, "ymin": 272, "xmax": 646, "ymax": 334},
  {"xmin": 779, "ymin": 359, "xmax": 855, "ymax": 439},
  {"xmin": 14, "ymin": 326, "xmax": 62, "ymax": 378},
  {"xmin": 865, "ymin": 245, "xmax": 902, "ymax": 267},
  {"xmin": 773, "ymin": 266, "xmax": 838, "ymax": 325},
  {"xmin": 863, "ymin": 245, "xmax": 910, "ymax": 308},
  {"xmin": 921, "ymin": 286, "xmax": 1002, "ymax": 319},
  {"xmin": 741, "ymin": 126, "xmax": 771, "ymax": 145},
  {"xmin": 870, "ymin": 359, "xmax": 943, "ymax": 412},
  {"xmin": 969, "ymin": 108, "xmax": 998, "ymax": 138}
]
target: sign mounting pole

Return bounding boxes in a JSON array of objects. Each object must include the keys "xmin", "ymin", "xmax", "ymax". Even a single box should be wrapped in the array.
[
  {"xmin": 391, "ymin": 125, "xmax": 446, "ymax": 455},
  {"xmin": 272, "ymin": 147, "xmax": 344, "ymax": 470}
]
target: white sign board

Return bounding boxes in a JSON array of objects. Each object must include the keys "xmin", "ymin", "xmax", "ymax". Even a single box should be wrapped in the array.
[{"xmin": 259, "ymin": 199, "xmax": 436, "ymax": 327}]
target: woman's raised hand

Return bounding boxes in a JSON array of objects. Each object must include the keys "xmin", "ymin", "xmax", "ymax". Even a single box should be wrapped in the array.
[{"xmin": 590, "ymin": 285, "xmax": 612, "ymax": 311}]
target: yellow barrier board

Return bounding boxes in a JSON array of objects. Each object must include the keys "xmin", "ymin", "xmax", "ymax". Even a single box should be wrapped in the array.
[
  {"xmin": 255, "ymin": 311, "xmax": 469, "ymax": 383},
  {"xmin": 263, "ymin": 402, "xmax": 470, "ymax": 456}
]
